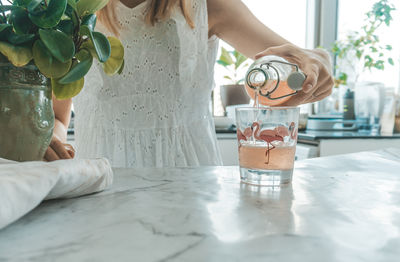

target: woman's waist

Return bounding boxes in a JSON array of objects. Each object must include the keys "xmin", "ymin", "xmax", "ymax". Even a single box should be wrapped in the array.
[{"xmin": 75, "ymin": 110, "xmax": 213, "ymax": 130}]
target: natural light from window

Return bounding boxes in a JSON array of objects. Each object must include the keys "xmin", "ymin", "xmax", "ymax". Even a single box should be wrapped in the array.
[{"xmin": 337, "ymin": 0, "xmax": 400, "ymax": 92}]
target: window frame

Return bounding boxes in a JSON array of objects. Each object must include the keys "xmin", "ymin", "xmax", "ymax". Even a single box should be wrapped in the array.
[{"xmin": 306, "ymin": 0, "xmax": 339, "ymax": 51}]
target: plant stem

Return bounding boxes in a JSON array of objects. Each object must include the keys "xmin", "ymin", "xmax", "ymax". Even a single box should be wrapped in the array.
[{"xmin": 73, "ymin": 9, "xmax": 80, "ymax": 44}]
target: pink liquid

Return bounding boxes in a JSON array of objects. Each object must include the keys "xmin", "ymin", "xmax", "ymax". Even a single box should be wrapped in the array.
[
  {"xmin": 245, "ymin": 81, "xmax": 293, "ymax": 106},
  {"xmin": 239, "ymin": 143, "xmax": 296, "ymax": 170}
]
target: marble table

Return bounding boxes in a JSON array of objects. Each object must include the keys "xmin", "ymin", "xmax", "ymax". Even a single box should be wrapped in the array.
[{"xmin": 1, "ymin": 149, "xmax": 400, "ymax": 262}]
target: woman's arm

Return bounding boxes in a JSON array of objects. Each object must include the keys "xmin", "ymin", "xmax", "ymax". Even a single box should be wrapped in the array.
[
  {"xmin": 44, "ymin": 98, "xmax": 75, "ymax": 161},
  {"xmin": 207, "ymin": 0, "xmax": 334, "ymax": 106}
]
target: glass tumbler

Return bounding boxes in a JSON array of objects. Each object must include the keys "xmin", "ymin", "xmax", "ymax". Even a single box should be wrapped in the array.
[{"xmin": 236, "ymin": 107, "xmax": 300, "ymax": 186}]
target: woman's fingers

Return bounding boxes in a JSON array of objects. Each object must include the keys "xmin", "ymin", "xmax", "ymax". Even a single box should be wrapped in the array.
[
  {"xmin": 44, "ymin": 137, "xmax": 76, "ymax": 161},
  {"xmin": 301, "ymin": 64, "xmax": 319, "ymax": 93},
  {"xmin": 50, "ymin": 139, "xmax": 72, "ymax": 160},
  {"xmin": 308, "ymin": 78, "xmax": 334, "ymax": 103},
  {"xmin": 44, "ymin": 147, "xmax": 60, "ymax": 162},
  {"xmin": 281, "ymin": 73, "xmax": 334, "ymax": 106},
  {"xmin": 64, "ymin": 144, "xmax": 75, "ymax": 158}
]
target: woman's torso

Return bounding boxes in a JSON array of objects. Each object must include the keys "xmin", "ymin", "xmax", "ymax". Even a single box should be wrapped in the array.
[{"xmin": 73, "ymin": 0, "xmax": 222, "ymax": 167}]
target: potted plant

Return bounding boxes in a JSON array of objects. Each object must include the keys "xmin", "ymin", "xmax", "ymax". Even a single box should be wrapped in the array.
[
  {"xmin": 0, "ymin": 0, "xmax": 124, "ymax": 161},
  {"xmin": 332, "ymin": 0, "xmax": 395, "ymax": 87},
  {"xmin": 216, "ymin": 47, "xmax": 250, "ymax": 112},
  {"xmin": 330, "ymin": 0, "xmax": 395, "ymax": 125}
]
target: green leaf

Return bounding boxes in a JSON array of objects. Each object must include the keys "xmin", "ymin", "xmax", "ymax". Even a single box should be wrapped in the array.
[
  {"xmin": 0, "ymin": 41, "xmax": 32, "ymax": 67},
  {"xmin": 338, "ymin": 72, "xmax": 348, "ymax": 82},
  {"xmin": 216, "ymin": 60, "xmax": 230, "ymax": 67},
  {"xmin": 102, "ymin": 36, "xmax": 124, "ymax": 75},
  {"xmin": 364, "ymin": 55, "xmax": 372, "ymax": 63},
  {"xmin": 77, "ymin": 0, "xmax": 109, "ymax": 17},
  {"xmin": 29, "ymin": 0, "xmax": 67, "ymax": 28},
  {"xmin": 67, "ymin": 0, "xmax": 77, "ymax": 10},
  {"xmin": 0, "ymin": 24, "xmax": 11, "ymax": 32},
  {"xmin": 356, "ymin": 50, "xmax": 363, "ymax": 59},
  {"xmin": 117, "ymin": 59, "xmax": 124, "ymax": 75},
  {"xmin": 234, "ymin": 52, "xmax": 247, "ymax": 69},
  {"xmin": 52, "ymin": 77, "xmax": 85, "ymax": 100},
  {"xmin": 39, "ymin": 29, "xmax": 75, "ymax": 63},
  {"xmin": 386, "ymin": 45, "xmax": 393, "ymax": 51},
  {"xmin": 82, "ymin": 14, "xmax": 97, "ymax": 31},
  {"xmin": 10, "ymin": 6, "xmax": 35, "ymax": 34},
  {"xmin": 33, "ymin": 40, "xmax": 72, "ymax": 78},
  {"xmin": 0, "ymin": 5, "xmax": 19, "ymax": 12},
  {"xmin": 80, "ymin": 26, "xmax": 111, "ymax": 62},
  {"xmin": 27, "ymin": 0, "xmax": 43, "ymax": 13},
  {"xmin": 57, "ymin": 20, "xmax": 75, "ymax": 35},
  {"xmin": 223, "ymin": 76, "xmax": 233, "ymax": 80},
  {"xmin": 370, "ymin": 46, "xmax": 378, "ymax": 53},
  {"xmin": 59, "ymin": 49, "xmax": 93, "ymax": 84},
  {"xmin": 13, "ymin": 0, "xmax": 32, "ymax": 6},
  {"xmin": 7, "ymin": 33, "xmax": 35, "ymax": 45},
  {"xmin": 218, "ymin": 47, "xmax": 234, "ymax": 66},
  {"xmin": 388, "ymin": 58, "xmax": 394, "ymax": 66}
]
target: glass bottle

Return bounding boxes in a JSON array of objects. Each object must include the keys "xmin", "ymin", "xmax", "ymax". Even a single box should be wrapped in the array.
[{"xmin": 245, "ymin": 55, "xmax": 306, "ymax": 106}]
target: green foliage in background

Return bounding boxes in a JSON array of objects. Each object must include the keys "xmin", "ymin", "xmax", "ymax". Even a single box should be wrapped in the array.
[
  {"xmin": 217, "ymin": 47, "xmax": 249, "ymax": 85},
  {"xmin": 0, "ymin": 0, "xmax": 125, "ymax": 99},
  {"xmin": 332, "ymin": 0, "xmax": 395, "ymax": 87}
]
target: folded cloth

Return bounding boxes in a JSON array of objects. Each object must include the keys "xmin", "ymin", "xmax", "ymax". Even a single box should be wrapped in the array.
[{"xmin": 0, "ymin": 158, "xmax": 113, "ymax": 230}]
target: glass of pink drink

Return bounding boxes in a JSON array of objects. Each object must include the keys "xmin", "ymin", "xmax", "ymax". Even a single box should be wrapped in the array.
[{"xmin": 236, "ymin": 107, "xmax": 300, "ymax": 186}]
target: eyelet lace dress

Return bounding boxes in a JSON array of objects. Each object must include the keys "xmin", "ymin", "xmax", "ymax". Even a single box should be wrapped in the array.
[{"xmin": 73, "ymin": 0, "xmax": 223, "ymax": 167}]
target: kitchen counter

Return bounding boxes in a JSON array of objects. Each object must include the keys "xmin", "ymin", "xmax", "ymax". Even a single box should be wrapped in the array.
[
  {"xmin": 1, "ymin": 148, "xmax": 400, "ymax": 261},
  {"xmin": 297, "ymin": 130, "xmax": 400, "ymax": 141},
  {"xmin": 216, "ymin": 127, "xmax": 400, "ymax": 140}
]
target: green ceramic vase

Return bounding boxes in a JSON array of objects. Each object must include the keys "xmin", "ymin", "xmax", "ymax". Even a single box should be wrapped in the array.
[{"xmin": 0, "ymin": 62, "xmax": 54, "ymax": 161}]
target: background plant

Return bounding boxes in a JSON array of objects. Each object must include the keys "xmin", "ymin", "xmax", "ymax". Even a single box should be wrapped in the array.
[
  {"xmin": 332, "ymin": 0, "xmax": 395, "ymax": 87},
  {"xmin": 0, "ymin": 0, "xmax": 124, "ymax": 99},
  {"xmin": 217, "ymin": 47, "xmax": 249, "ymax": 85}
]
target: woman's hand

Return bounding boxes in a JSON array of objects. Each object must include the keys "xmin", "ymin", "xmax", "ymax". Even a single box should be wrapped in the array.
[
  {"xmin": 255, "ymin": 44, "xmax": 334, "ymax": 106},
  {"xmin": 208, "ymin": 0, "xmax": 334, "ymax": 106},
  {"xmin": 44, "ymin": 135, "xmax": 75, "ymax": 161},
  {"xmin": 47, "ymin": 96, "xmax": 73, "ymax": 161}
]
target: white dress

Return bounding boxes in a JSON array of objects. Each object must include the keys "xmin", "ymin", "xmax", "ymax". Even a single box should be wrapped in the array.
[{"xmin": 73, "ymin": 0, "xmax": 223, "ymax": 167}]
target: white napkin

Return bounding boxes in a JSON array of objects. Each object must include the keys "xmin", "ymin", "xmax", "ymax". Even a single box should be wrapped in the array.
[{"xmin": 0, "ymin": 158, "xmax": 113, "ymax": 230}]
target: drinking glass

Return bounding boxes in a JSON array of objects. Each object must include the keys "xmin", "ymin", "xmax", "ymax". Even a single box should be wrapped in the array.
[
  {"xmin": 354, "ymin": 82, "xmax": 385, "ymax": 133},
  {"xmin": 235, "ymin": 107, "xmax": 300, "ymax": 186}
]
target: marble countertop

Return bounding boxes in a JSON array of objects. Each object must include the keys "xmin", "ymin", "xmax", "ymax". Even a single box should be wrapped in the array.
[{"xmin": 1, "ymin": 149, "xmax": 400, "ymax": 262}]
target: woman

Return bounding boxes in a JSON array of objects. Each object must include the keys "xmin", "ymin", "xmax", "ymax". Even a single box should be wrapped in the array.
[{"xmin": 45, "ymin": 0, "xmax": 334, "ymax": 167}]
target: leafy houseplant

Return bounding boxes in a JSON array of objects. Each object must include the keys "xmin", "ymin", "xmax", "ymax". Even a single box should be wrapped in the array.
[
  {"xmin": 0, "ymin": 0, "xmax": 125, "ymax": 161},
  {"xmin": 0, "ymin": 0, "xmax": 124, "ymax": 98},
  {"xmin": 332, "ymin": 0, "xmax": 395, "ymax": 87},
  {"xmin": 216, "ymin": 47, "xmax": 250, "ymax": 111}
]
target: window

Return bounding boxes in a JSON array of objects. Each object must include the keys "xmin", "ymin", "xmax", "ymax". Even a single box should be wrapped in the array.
[
  {"xmin": 336, "ymin": 0, "xmax": 400, "ymax": 90},
  {"xmin": 243, "ymin": 0, "xmax": 308, "ymax": 48}
]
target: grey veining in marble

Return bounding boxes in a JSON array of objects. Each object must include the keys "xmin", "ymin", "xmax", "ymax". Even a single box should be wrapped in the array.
[{"xmin": 1, "ymin": 148, "xmax": 400, "ymax": 262}]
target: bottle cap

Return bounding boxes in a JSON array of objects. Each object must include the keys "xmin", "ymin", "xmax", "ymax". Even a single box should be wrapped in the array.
[{"xmin": 287, "ymin": 72, "xmax": 306, "ymax": 91}]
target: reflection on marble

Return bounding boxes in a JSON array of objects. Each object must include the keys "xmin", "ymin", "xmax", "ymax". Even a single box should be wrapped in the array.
[{"xmin": 0, "ymin": 148, "xmax": 400, "ymax": 261}]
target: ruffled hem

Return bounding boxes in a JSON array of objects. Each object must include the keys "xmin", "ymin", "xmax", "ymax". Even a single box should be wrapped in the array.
[{"xmin": 74, "ymin": 117, "xmax": 222, "ymax": 168}]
